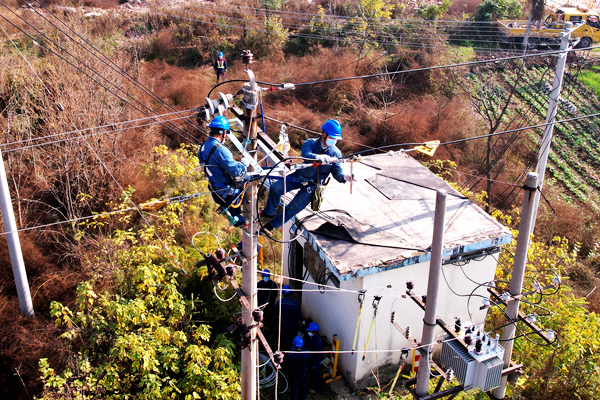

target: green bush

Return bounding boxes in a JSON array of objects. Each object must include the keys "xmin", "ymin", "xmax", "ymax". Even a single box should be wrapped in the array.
[{"xmin": 473, "ymin": 0, "xmax": 522, "ymax": 21}]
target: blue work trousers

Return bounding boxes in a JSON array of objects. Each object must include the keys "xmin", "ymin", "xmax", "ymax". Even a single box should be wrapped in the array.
[{"xmin": 264, "ymin": 177, "xmax": 314, "ymax": 229}]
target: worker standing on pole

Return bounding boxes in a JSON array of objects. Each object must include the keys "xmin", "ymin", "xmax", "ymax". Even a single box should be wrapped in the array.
[
  {"xmin": 260, "ymin": 119, "xmax": 353, "ymax": 234},
  {"xmin": 198, "ymin": 116, "xmax": 249, "ymax": 227},
  {"xmin": 214, "ymin": 52, "xmax": 227, "ymax": 83}
]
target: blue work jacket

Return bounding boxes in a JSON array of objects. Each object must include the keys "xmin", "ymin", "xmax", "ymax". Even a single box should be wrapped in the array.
[
  {"xmin": 198, "ymin": 137, "xmax": 245, "ymax": 189},
  {"xmin": 295, "ymin": 138, "xmax": 345, "ymax": 184},
  {"xmin": 276, "ymin": 296, "xmax": 303, "ymax": 328}
]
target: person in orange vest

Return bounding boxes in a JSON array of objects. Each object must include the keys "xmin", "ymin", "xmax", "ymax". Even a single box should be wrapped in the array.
[{"xmin": 214, "ymin": 52, "xmax": 227, "ymax": 83}]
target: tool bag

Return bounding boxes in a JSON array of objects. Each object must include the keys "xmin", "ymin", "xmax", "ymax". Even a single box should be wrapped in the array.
[{"xmin": 311, "ymin": 174, "xmax": 330, "ymax": 211}]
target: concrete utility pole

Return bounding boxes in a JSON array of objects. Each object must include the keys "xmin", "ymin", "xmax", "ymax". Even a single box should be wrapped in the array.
[
  {"xmin": 415, "ymin": 189, "xmax": 447, "ymax": 397},
  {"xmin": 492, "ymin": 172, "xmax": 539, "ymax": 399},
  {"xmin": 240, "ymin": 51, "xmax": 258, "ymax": 400},
  {"xmin": 0, "ymin": 150, "xmax": 34, "ymax": 317},
  {"xmin": 531, "ymin": 22, "xmax": 572, "ymax": 226}
]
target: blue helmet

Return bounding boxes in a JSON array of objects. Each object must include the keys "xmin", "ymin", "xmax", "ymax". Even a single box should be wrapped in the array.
[
  {"xmin": 218, "ymin": 52, "xmax": 223, "ymax": 58},
  {"xmin": 261, "ymin": 269, "xmax": 270, "ymax": 277},
  {"xmin": 321, "ymin": 119, "xmax": 342, "ymax": 140},
  {"xmin": 292, "ymin": 336, "xmax": 304, "ymax": 348},
  {"xmin": 209, "ymin": 116, "xmax": 229, "ymax": 132},
  {"xmin": 282, "ymin": 284, "xmax": 290, "ymax": 294},
  {"xmin": 307, "ymin": 322, "xmax": 319, "ymax": 332}
]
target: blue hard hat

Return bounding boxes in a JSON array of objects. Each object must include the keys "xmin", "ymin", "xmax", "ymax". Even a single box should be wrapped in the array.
[
  {"xmin": 321, "ymin": 119, "xmax": 342, "ymax": 140},
  {"xmin": 218, "ymin": 52, "xmax": 223, "ymax": 58},
  {"xmin": 261, "ymin": 269, "xmax": 270, "ymax": 277},
  {"xmin": 209, "ymin": 116, "xmax": 229, "ymax": 131},
  {"xmin": 307, "ymin": 322, "xmax": 319, "ymax": 332},
  {"xmin": 282, "ymin": 284, "xmax": 290, "ymax": 294},
  {"xmin": 292, "ymin": 336, "xmax": 304, "ymax": 348}
]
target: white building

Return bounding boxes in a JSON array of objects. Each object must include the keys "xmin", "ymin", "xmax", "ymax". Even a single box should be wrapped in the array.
[{"xmin": 281, "ymin": 152, "xmax": 512, "ymax": 389}]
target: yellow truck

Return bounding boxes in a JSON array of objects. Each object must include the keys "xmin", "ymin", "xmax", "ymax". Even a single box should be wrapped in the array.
[{"xmin": 497, "ymin": 6, "xmax": 600, "ymax": 48}]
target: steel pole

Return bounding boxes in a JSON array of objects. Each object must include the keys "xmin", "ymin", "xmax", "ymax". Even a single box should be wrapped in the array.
[
  {"xmin": 492, "ymin": 172, "xmax": 539, "ymax": 399},
  {"xmin": 531, "ymin": 22, "xmax": 571, "ymax": 226},
  {"xmin": 0, "ymin": 150, "xmax": 33, "ymax": 317},
  {"xmin": 415, "ymin": 189, "xmax": 447, "ymax": 397},
  {"xmin": 241, "ymin": 68, "xmax": 258, "ymax": 400}
]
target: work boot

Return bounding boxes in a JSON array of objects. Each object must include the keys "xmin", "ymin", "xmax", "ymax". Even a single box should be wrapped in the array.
[
  {"xmin": 259, "ymin": 222, "xmax": 274, "ymax": 236},
  {"xmin": 233, "ymin": 215, "xmax": 247, "ymax": 228},
  {"xmin": 259, "ymin": 209, "xmax": 274, "ymax": 222}
]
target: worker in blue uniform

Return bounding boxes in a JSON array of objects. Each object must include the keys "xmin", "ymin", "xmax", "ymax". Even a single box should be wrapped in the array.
[
  {"xmin": 214, "ymin": 51, "xmax": 227, "ymax": 83},
  {"xmin": 287, "ymin": 336, "xmax": 311, "ymax": 400},
  {"xmin": 261, "ymin": 119, "xmax": 353, "ymax": 233},
  {"xmin": 304, "ymin": 322, "xmax": 324, "ymax": 393},
  {"xmin": 257, "ymin": 269, "xmax": 278, "ymax": 328},
  {"xmin": 275, "ymin": 285, "xmax": 303, "ymax": 350},
  {"xmin": 198, "ymin": 116, "xmax": 248, "ymax": 227}
]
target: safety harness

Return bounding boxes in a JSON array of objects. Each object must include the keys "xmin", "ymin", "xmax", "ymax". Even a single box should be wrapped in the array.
[
  {"xmin": 199, "ymin": 140, "xmax": 244, "ymax": 209},
  {"xmin": 310, "ymin": 139, "xmax": 331, "ymax": 211}
]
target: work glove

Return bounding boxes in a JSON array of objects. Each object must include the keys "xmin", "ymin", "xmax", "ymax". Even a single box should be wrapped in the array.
[
  {"xmin": 315, "ymin": 154, "xmax": 335, "ymax": 164},
  {"xmin": 240, "ymin": 158, "xmax": 250, "ymax": 168},
  {"xmin": 344, "ymin": 174, "xmax": 355, "ymax": 182}
]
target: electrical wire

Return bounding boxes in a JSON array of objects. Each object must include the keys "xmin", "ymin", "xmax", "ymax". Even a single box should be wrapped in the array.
[
  {"xmin": 23, "ymin": 0, "xmax": 206, "ymax": 139},
  {"xmin": 0, "ymin": 2, "xmax": 200, "ymax": 145}
]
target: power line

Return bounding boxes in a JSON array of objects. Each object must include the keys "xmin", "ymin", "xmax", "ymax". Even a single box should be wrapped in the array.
[
  {"xmin": 1, "ymin": 110, "xmax": 196, "ymax": 152},
  {"xmin": 24, "ymin": 0, "xmax": 206, "ymax": 139},
  {"xmin": 0, "ymin": 2, "xmax": 200, "ymax": 145}
]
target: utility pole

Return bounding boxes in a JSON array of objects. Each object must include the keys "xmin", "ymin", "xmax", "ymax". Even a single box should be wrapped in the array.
[
  {"xmin": 531, "ymin": 22, "xmax": 572, "ymax": 226},
  {"xmin": 415, "ymin": 189, "xmax": 447, "ymax": 397},
  {"xmin": 492, "ymin": 172, "xmax": 538, "ymax": 399},
  {"xmin": 240, "ymin": 50, "xmax": 258, "ymax": 400},
  {"xmin": 0, "ymin": 150, "xmax": 34, "ymax": 317}
]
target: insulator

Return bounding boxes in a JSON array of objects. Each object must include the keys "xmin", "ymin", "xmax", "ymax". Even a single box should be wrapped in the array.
[
  {"xmin": 241, "ymin": 50, "xmax": 254, "ymax": 65},
  {"xmin": 447, "ymin": 368, "xmax": 454, "ymax": 381},
  {"xmin": 207, "ymin": 253, "xmax": 226, "ymax": 279},
  {"xmin": 252, "ymin": 308, "xmax": 264, "ymax": 323},
  {"xmin": 421, "ymin": 295, "xmax": 427, "ymax": 304},
  {"xmin": 227, "ymin": 323, "xmax": 239, "ymax": 334},
  {"xmin": 273, "ymin": 351, "xmax": 284, "ymax": 365},
  {"xmin": 406, "ymin": 281, "xmax": 414, "ymax": 290},
  {"xmin": 215, "ymin": 248, "xmax": 226, "ymax": 261},
  {"xmin": 464, "ymin": 335, "xmax": 472, "ymax": 345},
  {"xmin": 475, "ymin": 338, "xmax": 483, "ymax": 353},
  {"xmin": 526, "ymin": 314, "xmax": 536, "ymax": 324},
  {"xmin": 405, "ymin": 326, "xmax": 411, "ymax": 339},
  {"xmin": 391, "ymin": 311, "xmax": 396, "ymax": 323},
  {"xmin": 226, "ymin": 265, "xmax": 235, "ymax": 277},
  {"xmin": 454, "ymin": 318, "xmax": 462, "ymax": 333},
  {"xmin": 238, "ymin": 318, "xmax": 249, "ymax": 335}
]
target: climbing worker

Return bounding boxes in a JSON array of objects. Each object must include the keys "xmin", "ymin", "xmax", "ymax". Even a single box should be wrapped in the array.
[
  {"xmin": 257, "ymin": 269, "xmax": 278, "ymax": 328},
  {"xmin": 260, "ymin": 119, "xmax": 353, "ymax": 234},
  {"xmin": 198, "ymin": 116, "xmax": 248, "ymax": 228},
  {"xmin": 287, "ymin": 336, "xmax": 311, "ymax": 400},
  {"xmin": 304, "ymin": 322, "xmax": 324, "ymax": 393},
  {"xmin": 275, "ymin": 284, "xmax": 303, "ymax": 350},
  {"xmin": 214, "ymin": 51, "xmax": 227, "ymax": 83}
]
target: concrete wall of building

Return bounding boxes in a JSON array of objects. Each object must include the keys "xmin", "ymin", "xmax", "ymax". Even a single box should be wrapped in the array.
[{"xmin": 283, "ymin": 225, "xmax": 499, "ymax": 389}]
